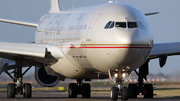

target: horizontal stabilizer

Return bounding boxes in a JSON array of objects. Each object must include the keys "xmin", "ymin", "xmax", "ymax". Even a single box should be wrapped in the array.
[
  {"xmin": 0, "ymin": 18, "xmax": 38, "ymax": 27},
  {"xmin": 145, "ymin": 12, "xmax": 159, "ymax": 16}
]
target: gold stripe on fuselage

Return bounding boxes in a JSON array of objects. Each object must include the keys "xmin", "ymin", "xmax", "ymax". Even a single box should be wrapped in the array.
[{"xmin": 81, "ymin": 44, "xmax": 153, "ymax": 47}]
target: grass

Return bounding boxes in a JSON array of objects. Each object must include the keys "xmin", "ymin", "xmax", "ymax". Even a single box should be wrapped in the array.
[
  {"xmin": 0, "ymin": 88, "xmax": 6, "ymax": 91},
  {"xmin": 154, "ymin": 88, "xmax": 180, "ymax": 97}
]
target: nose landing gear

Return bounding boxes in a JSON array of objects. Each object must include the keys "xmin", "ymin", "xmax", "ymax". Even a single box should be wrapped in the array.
[
  {"xmin": 110, "ymin": 72, "xmax": 129, "ymax": 100},
  {"xmin": 110, "ymin": 61, "xmax": 154, "ymax": 100}
]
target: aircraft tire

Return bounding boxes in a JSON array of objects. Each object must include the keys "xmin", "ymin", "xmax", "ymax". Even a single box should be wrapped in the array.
[
  {"xmin": 7, "ymin": 83, "xmax": 16, "ymax": 98},
  {"xmin": 23, "ymin": 83, "xmax": 32, "ymax": 98},
  {"xmin": 128, "ymin": 84, "xmax": 137, "ymax": 98},
  {"xmin": 121, "ymin": 86, "xmax": 129, "ymax": 100},
  {"xmin": 68, "ymin": 83, "xmax": 77, "ymax": 98},
  {"xmin": 144, "ymin": 84, "xmax": 153, "ymax": 98},
  {"xmin": 110, "ymin": 86, "xmax": 118, "ymax": 100},
  {"xmin": 82, "ymin": 83, "xmax": 91, "ymax": 98}
]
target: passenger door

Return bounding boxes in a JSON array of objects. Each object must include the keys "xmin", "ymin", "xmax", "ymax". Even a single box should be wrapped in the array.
[{"xmin": 86, "ymin": 13, "xmax": 102, "ymax": 41}]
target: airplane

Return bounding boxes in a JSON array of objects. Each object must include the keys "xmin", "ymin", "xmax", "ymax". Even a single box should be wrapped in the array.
[{"xmin": 0, "ymin": 0, "xmax": 180, "ymax": 100}]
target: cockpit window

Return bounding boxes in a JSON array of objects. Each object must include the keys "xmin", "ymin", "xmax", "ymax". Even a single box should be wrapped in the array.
[
  {"xmin": 109, "ymin": 21, "xmax": 115, "ymax": 28},
  {"xmin": 115, "ymin": 22, "xmax": 126, "ymax": 28},
  {"xmin": 104, "ymin": 21, "xmax": 112, "ymax": 29},
  {"xmin": 128, "ymin": 22, "xmax": 138, "ymax": 28},
  {"xmin": 137, "ymin": 21, "xmax": 145, "ymax": 29},
  {"xmin": 105, "ymin": 21, "xmax": 140, "ymax": 29}
]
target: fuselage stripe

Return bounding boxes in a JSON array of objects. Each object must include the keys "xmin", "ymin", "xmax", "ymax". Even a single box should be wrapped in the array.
[{"xmin": 62, "ymin": 47, "xmax": 152, "ymax": 49}]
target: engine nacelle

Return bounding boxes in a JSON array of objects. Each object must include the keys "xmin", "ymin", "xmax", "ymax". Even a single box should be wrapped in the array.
[
  {"xmin": 0, "ymin": 58, "xmax": 6, "ymax": 74},
  {"xmin": 35, "ymin": 66, "xmax": 59, "ymax": 87},
  {"xmin": 159, "ymin": 55, "xmax": 167, "ymax": 68}
]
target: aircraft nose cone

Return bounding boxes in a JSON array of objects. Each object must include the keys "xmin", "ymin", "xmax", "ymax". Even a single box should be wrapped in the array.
[{"xmin": 116, "ymin": 29, "xmax": 140, "ymax": 45}]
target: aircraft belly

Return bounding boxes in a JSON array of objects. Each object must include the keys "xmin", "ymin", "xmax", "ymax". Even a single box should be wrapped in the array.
[
  {"xmin": 50, "ymin": 56, "xmax": 86, "ymax": 79},
  {"xmin": 85, "ymin": 47, "xmax": 151, "ymax": 72},
  {"xmin": 49, "ymin": 54, "xmax": 107, "ymax": 79},
  {"xmin": 117, "ymin": 48, "xmax": 152, "ymax": 71},
  {"xmin": 49, "ymin": 44, "xmax": 99, "ymax": 79}
]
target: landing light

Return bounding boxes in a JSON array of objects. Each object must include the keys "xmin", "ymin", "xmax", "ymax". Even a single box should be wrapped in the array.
[
  {"xmin": 122, "ymin": 73, "xmax": 126, "ymax": 78},
  {"xmin": 114, "ymin": 73, "xmax": 119, "ymax": 78}
]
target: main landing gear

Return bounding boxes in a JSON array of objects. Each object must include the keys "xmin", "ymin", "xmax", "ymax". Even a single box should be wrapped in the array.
[
  {"xmin": 110, "ymin": 61, "xmax": 154, "ymax": 100},
  {"xmin": 130, "ymin": 61, "xmax": 153, "ymax": 99},
  {"xmin": 5, "ymin": 58, "xmax": 34, "ymax": 98},
  {"xmin": 68, "ymin": 79, "xmax": 91, "ymax": 98}
]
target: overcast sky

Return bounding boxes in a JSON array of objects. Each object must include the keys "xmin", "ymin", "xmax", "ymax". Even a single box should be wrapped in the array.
[{"xmin": 0, "ymin": 0, "xmax": 180, "ymax": 75}]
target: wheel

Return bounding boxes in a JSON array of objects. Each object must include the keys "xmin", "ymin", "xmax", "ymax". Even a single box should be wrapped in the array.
[
  {"xmin": 128, "ymin": 84, "xmax": 137, "ymax": 98},
  {"xmin": 110, "ymin": 86, "xmax": 118, "ymax": 100},
  {"xmin": 68, "ymin": 83, "xmax": 77, "ymax": 98},
  {"xmin": 23, "ymin": 83, "xmax": 32, "ymax": 98},
  {"xmin": 82, "ymin": 83, "xmax": 91, "ymax": 98},
  {"xmin": 121, "ymin": 86, "xmax": 128, "ymax": 100},
  {"xmin": 7, "ymin": 83, "xmax": 16, "ymax": 98},
  {"xmin": 144, "ymin": 84, "xmax": 153, "ymax": 98}
]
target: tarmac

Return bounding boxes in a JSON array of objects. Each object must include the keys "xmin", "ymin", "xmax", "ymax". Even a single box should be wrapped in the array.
[{"xmin": 0, "ymin": 91, "xmax": 180, "ymax": 101}]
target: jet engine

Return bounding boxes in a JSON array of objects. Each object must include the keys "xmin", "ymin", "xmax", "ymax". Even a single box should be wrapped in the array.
[
  {"xmin": 0, "ymin": 58, "xmax": 7, "ymax": 74},
  {"xmin": 35, "ymin": 66, "xmax": 59, "ymax": 87}
]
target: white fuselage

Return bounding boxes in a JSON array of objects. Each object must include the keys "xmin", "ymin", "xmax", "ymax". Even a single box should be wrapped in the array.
[{"xmin": 35, "ymin": 3, "xmax": 153, "ymax": 79}]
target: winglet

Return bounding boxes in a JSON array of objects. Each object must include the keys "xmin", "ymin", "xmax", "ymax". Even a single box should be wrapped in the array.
[{"xmin": 49, "ymin": 0, "xmax": 60, "ymax": 13}]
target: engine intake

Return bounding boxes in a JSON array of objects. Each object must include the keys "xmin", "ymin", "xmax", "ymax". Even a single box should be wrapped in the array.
[{"xmin": 35, "ymin": 66, "xmax": 59, "ymax": 87}]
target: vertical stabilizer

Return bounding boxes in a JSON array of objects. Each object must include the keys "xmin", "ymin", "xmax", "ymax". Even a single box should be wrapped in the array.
[{"xmin": 49, "ymin": 0, "xmax": 60, "ymax": 13}]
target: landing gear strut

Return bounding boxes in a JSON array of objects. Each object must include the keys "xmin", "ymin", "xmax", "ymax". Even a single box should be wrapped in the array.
[
  {"xmin": 68, "ymin": 79, "xmax": 91, "ymax": 98},
  {"xmin": 110, "ymin": 71, "xmax": 129, "ymax": 100},
  {"xmin": 129, "ymin": 61, "xmax": 153, "ymax": 99},
  {"xmin": 5, "ymin": 58, "xmax": 33, "ymax": 98}
]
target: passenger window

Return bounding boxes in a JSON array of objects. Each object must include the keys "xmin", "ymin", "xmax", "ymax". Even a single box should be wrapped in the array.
[
  {"xmin": 84, "ymin": 25, "xmax": 87, "ymax": 29},
  {"xmin": 128, "ymin": 22, "xmax": 138, "ymax": 28},
  {"xmin": 109, "ymin": 21, "xmax": 115, "ymax": 29},
  {"xmin": 116, "ymin": 22, "xmax": 126, "ymax": 28},
  {"xmin": 137, "ymin": 21, "xmax": 145, "ymax": 29},
  {"xmin": 104, "ymin": 21, "xmax": 112, "ymax": 29}
]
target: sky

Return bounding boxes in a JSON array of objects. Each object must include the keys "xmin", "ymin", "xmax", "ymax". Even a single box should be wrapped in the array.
[{"xmin": 0, "ymin": 0, "xmax": 180, "ymax": 76}]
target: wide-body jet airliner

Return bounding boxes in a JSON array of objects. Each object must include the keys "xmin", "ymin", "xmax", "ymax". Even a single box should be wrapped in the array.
[{"xmin": 0, "ymin": 0, "xmax": 180, "ymax": 100}]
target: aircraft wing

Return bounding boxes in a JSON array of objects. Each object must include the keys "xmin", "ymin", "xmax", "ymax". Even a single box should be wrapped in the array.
[
  {"xmin": 149, "ymin": 42, "xmax": 180, "ymax": 59},
  {"xmin": 0, "ymin": 18, "xmax": 38, "ymax": 27},
  {"xmin": 0, "ymin": 42, "xmax": 63, "ymax": 65}
]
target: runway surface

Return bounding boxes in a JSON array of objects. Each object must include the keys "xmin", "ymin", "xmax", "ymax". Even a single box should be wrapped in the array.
[{"xmin": 0, "ymin": 91, "xmax": 180, "ymax": 101}]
